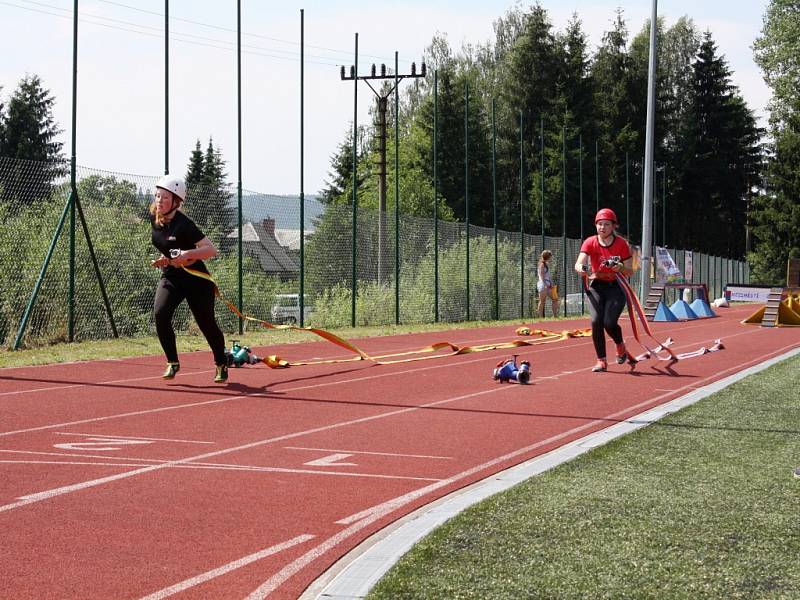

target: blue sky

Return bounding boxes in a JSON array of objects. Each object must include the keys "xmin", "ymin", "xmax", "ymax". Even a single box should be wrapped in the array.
[{"xmin": 0, "ymin": 0, "xmax": 771, "ymax": 194}]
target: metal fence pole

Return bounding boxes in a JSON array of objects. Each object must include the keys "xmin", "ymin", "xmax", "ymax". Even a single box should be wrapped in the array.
[
  {"xmin": 433, "ymin": 70, "xmax": 439, "ymax": 322},
  {"xmin": 299, "ymin": 9, "xmax": 305, "ymax": 326},
  {"xmin": 492, "ymin": 99, "xmax": 499, "ymax": 321},
  {"xmin": 236, "ymin": 0, "xmax": 243, "ymax": 334},
  {"xmin": 540, "ymin": 116, "xmax": 545, "ymax": 253},
  {"xmin": 351, "ymin": 33, "xmax": 359, "ymax": 327},
  {"xmin": 562, "ymin": 126, "xmax": 567, "ymax": 317},
  {"xmin": 519, "ymin": 110, "xmax": 525, "ymax": 319},
  {"xmin": 164, "ymin": 0, "xmax": 169, "ymax": 175},
  {"xmin": 464, "ymin": 81, "xmax": 470, "ymax": 321},
  {"xmin": 394, "ymin": 51, "xmax": 400, "ymax": 325},
  {"xmin": 68, "ymin": 0, "xmax": 79, "ymax": 342}
]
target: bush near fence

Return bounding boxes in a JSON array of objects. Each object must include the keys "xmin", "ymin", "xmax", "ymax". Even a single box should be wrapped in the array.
[{"xmin": 0, "ymin": 157, "xmax": 750, "ymax": 348}]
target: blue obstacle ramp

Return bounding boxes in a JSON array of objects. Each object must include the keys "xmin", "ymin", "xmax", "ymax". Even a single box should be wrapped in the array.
[
  {"xmin": 669, "ymin": 300, "xmax": 698, "ymax": 320},
  {"xmin": 690, "ymin": 298, "xmax": 717, "ymax": 318},
  {"xmin": 653, "ymin": 302, "xmax": 679, "ymax": 321}
]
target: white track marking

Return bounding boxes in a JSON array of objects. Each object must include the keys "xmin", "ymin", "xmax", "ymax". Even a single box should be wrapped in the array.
[
  {"xmin": 0, "ymin": 322, "xmax": 751, "ymax": 439},
  {"xmin": 0, "ymin": 450, "xmax": 439, "ymax": 480},
  {"xmin": 53, "ymin": 432, "xmax": 214, "ymax": 444},
  {"xmin": 138, "ymin": 534, "xmax": 315, "ymax": 600},
  {"xmin": 0, "ymin": 387, "xmax": 506, "ymax": 514},
  {"xmin": 0, "ymin": 370, "xmax": 210, "ymax": 397},
  {"xmin": 244, "ymin": 341, "xmax": 796, "ymax": 599},
  {"xmin": 0, "ymin": 460, "xmax": 440, "ymax": 482},
  {"xmin": 285, "ymin": 447, "xmax": 452, "ymax": 460},
  {"xmin": 0, "ymin": 351, "xmax": 517, "ymax": 438},
  {"xmin": 0, "ymin": 333, "xmax": 792, "ymax": 515},
  {"xmin": 0, "ymin": 311, "xmax": 744, "ymax": 399},
  {"xmin": 303, "ymin": 453, "xmax": 357, "ymax": 467}
]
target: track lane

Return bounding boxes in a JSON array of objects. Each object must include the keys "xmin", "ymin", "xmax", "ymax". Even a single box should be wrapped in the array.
[{"xmin": 1, "ymin": 305, "xmax": 797, "ymax": 599}]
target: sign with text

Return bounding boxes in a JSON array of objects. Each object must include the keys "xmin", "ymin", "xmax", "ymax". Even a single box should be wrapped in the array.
[{"xmin": 724, "ymin": 284, "xmax": 772, "ymax": 303}]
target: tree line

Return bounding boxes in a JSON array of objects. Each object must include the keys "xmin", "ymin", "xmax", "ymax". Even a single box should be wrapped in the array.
[{"xmin": 321, "ymin": 5, "xmax": 785, "ymax": 279}]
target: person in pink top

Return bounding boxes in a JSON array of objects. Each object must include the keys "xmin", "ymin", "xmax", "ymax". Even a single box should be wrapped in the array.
[{"xmin": 573, "ymin": 208, "xmax": 635, "ymax": 372}]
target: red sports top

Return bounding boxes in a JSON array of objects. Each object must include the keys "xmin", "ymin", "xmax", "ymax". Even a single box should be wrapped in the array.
[{"xmin": 580, "ymin": 234, "xmax": 632, "ymax": 281}]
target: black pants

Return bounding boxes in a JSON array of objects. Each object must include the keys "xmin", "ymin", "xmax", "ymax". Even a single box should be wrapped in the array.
[
  {"xmin": 154, "ymin": 275, "xmax": 226, "ymax": 365},
  {"xmin": 585, "ymin": 279, "xmax": 626, "ymax": 359}
]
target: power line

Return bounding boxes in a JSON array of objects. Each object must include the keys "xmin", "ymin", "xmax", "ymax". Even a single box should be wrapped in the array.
[
  {"xmin": 95, "ymin": 0, "xmax": 414, "ymax": 65},
  {"xmin": 1, "ymin": 0, "xmax": 343, "ymax": 66},
  {"xmin": 3, "ymin": 0, "xmax": 415, "ymax": 67}
]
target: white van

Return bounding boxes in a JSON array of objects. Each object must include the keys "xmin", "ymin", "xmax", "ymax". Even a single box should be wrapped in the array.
[{"xmin": 270, "ymin": 294, "xmax": 313, "ymax": 324}]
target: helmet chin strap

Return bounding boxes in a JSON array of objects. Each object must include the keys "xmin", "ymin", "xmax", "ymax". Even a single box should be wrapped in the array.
[{"xmin": 160, "ymin": 197, "xmax": 180, "ymax": 219}]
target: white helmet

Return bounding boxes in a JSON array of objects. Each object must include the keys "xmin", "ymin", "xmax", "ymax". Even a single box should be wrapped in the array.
[{"xmin": 155, "ymin": 174, "xmax": 187, "ymax": 202}]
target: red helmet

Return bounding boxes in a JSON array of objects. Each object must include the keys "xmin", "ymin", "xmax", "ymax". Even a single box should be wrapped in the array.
[{"xmin": 595, "ymin": 208, "xmax": 618, "ymax": 223}]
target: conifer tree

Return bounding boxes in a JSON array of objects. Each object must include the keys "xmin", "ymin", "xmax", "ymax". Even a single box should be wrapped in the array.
[
  {"xmin": 0, "ymin": 75, "xmax": 65, "ymax": 204},
  {"xmin": 181, "ymin": 137, "xmax": 234, "ymax": 234},
  {"xmin": 184, "ymin": 140, "xmax": 205, "ymax": 191},
  {"xmin": 751, "ymin": 0, "xmax": 800, "ymax": 282}
]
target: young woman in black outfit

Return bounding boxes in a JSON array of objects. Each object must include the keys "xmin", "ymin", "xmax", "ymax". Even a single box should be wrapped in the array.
[{"xmin": 149, "ymin": 175, "xmax": 228, "ymax": 383}]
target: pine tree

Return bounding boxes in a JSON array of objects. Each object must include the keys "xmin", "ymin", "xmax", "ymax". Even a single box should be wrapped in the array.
[
  {"xmin": 182, "ymin": 137, "xmax": 234, "ymax": 235},
  {"xmin": 184, "ymin": 140, "xmax": 205, "ymax": 191},
  {"xmin": 675, "ymin": 32, "xmax": 762, "ymax": 257},
  {"xmin": 319, "ymin": 125, "xmax": 368, "ymax": 204},
  {"xmin": 751, "ymin": 0, "xmax": 800, "ymax": 282},
  {"xmin": 0, "ymin": 75, "xmax": 65, "ymax": 204},
  {"xmin": 0, "ymin": 86, "xmax": 6, "ymax": 154}
]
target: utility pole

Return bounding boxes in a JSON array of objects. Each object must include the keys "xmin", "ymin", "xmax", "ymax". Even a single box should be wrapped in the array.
[{"xmin": 341, "ymin": 60, "xmax": 426, "ymax": 283}]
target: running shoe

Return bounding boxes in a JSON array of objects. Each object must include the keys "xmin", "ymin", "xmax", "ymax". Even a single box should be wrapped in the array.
[
  {"xmin": 591, "ymin": 359, "xmax": 608, "ymax": 372},
  {"xmin": 162, "ymin": 362, "xmax": 180, "ymax": 379},
  {"xmin": 214, "ymin": 364, "xmax": 228, "ymax": 383},
  {"xmin": 615, "ymin": 343, "xmax": 628, "ymax": 364}
]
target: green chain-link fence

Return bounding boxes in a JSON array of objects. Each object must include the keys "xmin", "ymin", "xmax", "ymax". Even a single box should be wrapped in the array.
[{"xmin": 0, "ymin": 156, "xmax": 749, "ymax": 348}]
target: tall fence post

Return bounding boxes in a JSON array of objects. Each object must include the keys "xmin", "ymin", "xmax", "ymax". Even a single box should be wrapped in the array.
[
  {"xmin": 394, "ymin": 51, "xmax": 400, "ymax": 325},
  {"xmin": 299, "ymin": 9, "xmax": 305, "ymax": 326},
  {"xmin": 351, "ymin": 33, "xmax": 359, "ymax": 328},
  {"xmin": 519, "ymin": 110, "xmax": 525, "ymax": 319},
  {"xmin": 464, "ymin": 81, "xmax": 470, "ymax": 321},
  {"xmin": 433, "ymin": 69, "xmax": 439, "ymax": 322},
  {"xmin": 492, "ymin": 99, "xmax": 499, "ymax": 321},
  {"xmin": 236, "ymin": 0, "xmax": 243, "ymax": 334},
  {"xmin": 562, "ymin": 126, "xmax": 567, "ymax": 317}
]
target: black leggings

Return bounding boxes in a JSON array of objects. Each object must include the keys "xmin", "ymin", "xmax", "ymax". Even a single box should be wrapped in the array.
[
  {"xmin": 154, "ymin": 275, "xmax": 227, "ymax": 365},
  {"xmin": 585, "ymin": 279, "xmax": 626, "ymax": 359}
]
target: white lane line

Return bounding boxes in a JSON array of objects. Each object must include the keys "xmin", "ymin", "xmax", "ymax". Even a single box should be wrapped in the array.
[
  {"xmin": 0, "ymin": 451, "xmax": 440, "ymax": 481},
  {"xmin": 0, "ymin": 370, "xmax": 211, "ymax": 397},
  {"xmin": 0, "ymin": 386, "xmax": 506, "ymax": 514},
  {"xmin": 245, "ymin": 342, "xmax": 800, "ymax": 599},
  {"xmin": 0, "ymin": 460, "xmax": 440, "ymax": 482},
  {"xmin": 53, "ymin": 432, "xmax": 214, "ymax": 444},
  {"xmin": 1, "ymin": 322, "xmax": 750, "ymax": 440},
  {"xmin": 0, "ymin": 312, "xmax": 741, "ymax": 398},
  {"xmin": 0, "ymin": 350, "xmax": 514, "ymax": 439},
  {"xmin": 307, "ymin": 344, "xmax": 800, "ymax": 600},
  {"xmin": 0, "ymin": 330, "xmax": 789, "ymax": 513},
  {"xmin": 285, "ymin": 447, "xmax": 453, "ymax": 460},
  {"xmin": 138, "ymin": 534, "xmax": 315, "ymax": 600}
]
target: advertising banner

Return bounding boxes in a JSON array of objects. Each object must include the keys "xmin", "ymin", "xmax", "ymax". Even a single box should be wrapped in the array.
[{"xmin": 655, "ymin": 246, "xmax": 683, "ymax": 283}]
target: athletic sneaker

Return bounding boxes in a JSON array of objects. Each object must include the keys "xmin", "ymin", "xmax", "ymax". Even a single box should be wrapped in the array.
[
  {"xmin": 615, "ymin": 343, "xmax": 628, "ymax": 364},
  {"xmin": 592, "ymin": 359, "xmax": 608, "ymax": 372},
  {"xmin": 162, "ymin": 362, "xmax": 180, "ymax": 379},
  {"xmin": 794, "ymin": 467, "xmax": 800, "ymax": 479},
  {"xmin": 214, "ymin": 364, "xmax": 228, "ymax": 383}
]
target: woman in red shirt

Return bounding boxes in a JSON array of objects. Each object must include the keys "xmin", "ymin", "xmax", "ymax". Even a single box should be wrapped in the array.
[{"xmin": 573, "ymin": 208, "xmax": 634, "ymax": 372}]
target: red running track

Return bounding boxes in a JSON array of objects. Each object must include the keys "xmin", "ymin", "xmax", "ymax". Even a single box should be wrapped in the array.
[{"xmin": 1, "ymin": 305, "xmax": 798, "ymax": 599}]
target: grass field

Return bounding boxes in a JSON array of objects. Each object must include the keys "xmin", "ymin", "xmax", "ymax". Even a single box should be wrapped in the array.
[{"xmin": 368, "ymin": 352, "xmax": 800, "ymax": 599}]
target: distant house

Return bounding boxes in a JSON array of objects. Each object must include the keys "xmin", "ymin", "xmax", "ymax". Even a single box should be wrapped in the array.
[{"xmin": 226, "ymin": 217, "xmax": 298, "ymax": 280}]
